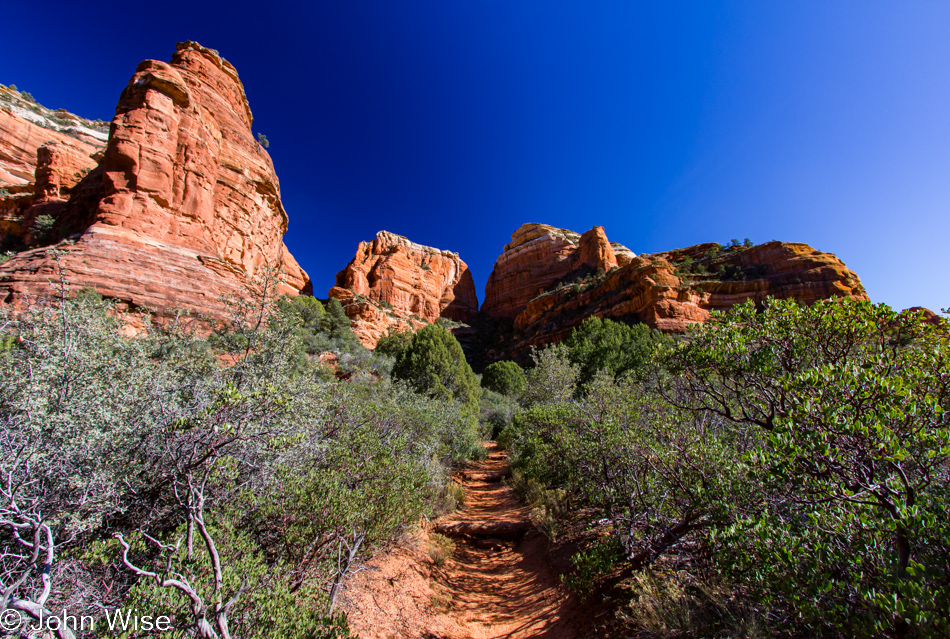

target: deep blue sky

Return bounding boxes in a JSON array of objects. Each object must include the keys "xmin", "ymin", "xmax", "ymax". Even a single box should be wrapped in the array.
[{"xmin": 2, "ymin": 2, "xmax": 948, "ymax": 312}]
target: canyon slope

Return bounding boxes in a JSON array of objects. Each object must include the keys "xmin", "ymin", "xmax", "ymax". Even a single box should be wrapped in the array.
[
  {"xmin": 329, "ymin": 231, "xmax": 478, "ymax": 348},
  {"xmin": 0, "ymin": 43, "xmax": 310, "ymax": 322},
  {"xmin": 479, "ymin": 223, "xmax": 868, "ymax": 360}
]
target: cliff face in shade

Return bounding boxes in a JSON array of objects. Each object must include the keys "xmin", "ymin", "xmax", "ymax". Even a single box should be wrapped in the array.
[
  {"xmin": 0, "ymin": 43, "xmax": 311, "ymax": 320},
  {"xmin": 481, "ymin": 225, "xmax": 868, "ymax": 362},
  {"xmin": 329, "ymin": 231, "xmax": 479, "ymax": 348},
  {"xmin": 481, "ymin": 223, "xmax": 633, "ymax": 320}
]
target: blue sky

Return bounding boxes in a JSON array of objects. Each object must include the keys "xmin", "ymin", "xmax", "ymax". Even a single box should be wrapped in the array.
[{"xmin": 2, "ymin": 1, "xmax": 947, "ymax": 312}]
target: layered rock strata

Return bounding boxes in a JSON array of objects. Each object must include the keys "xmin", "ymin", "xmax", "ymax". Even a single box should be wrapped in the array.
[
  {"xmin": 482, "ymin": 224, "xmax": 868, "ymax": 360},
  {"xmin": 329, "ymin": 231, "xmax": 478, "ymax": 348},
  {"xmin": 0, "ymin": 83, "xmax": 107, "ymax": 187},
  {"xmin": 481, "ymin": 223, "xmax": 634, "ymax": 319},
  {"xmin": 0, "ymin": 85, "xmax": 107, "ymax": 247},
  {"xmin": 0, "ymin": 43, "xmax": 311, "ymax": 320}
]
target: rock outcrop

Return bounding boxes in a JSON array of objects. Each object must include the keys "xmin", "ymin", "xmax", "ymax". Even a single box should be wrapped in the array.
[
  {"xmin": 329, "ymin": 231, "xmax": 478, "ymax": 348},
  {"xmin": 0, "ymin": 43, "xmax": 311, "ymax": 321},
  {"xmin": 481, "ymin": 224, "xmax": 868, "ymax": 361},
  {"xmin": 0, "ymin": 83, "xmax": 107, "ymax": 187},
  {"xmin": 481, "ymin": 223, "xmax": 633, "ymax": 319},
  {"xmin": 0, "ymin": 85, "xmax": 107, "ymax": 248}
]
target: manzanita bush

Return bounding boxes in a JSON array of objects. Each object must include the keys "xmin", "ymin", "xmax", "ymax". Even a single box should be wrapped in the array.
[{"xmin": 507, "ymin": 300, "xmax": 949, "ymax": 637}]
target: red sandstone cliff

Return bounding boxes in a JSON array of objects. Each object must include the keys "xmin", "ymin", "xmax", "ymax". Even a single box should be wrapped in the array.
[
  {"xmin": 0, "ymin": 84, "xmax": 107, "ymax": 248},
  {"xmin": 329, "ymin": 231, "xmax": 479, "ymax": 348},
  {"xmin": 0, "ymin": 43, "xmax": 310, "ymax": 320},
  {"xmin": 481, "ymin": 223, "xmax": 633, "ymax": 319},
  {"xmin": 481, "ymin": 224, "xmax": 868, "ymax": 360}
]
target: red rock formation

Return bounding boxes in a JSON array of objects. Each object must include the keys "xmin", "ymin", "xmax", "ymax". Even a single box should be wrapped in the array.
[
  {"xmin": 0, "ymin": 43, "xmax": 310, "ymax": 319},
  {"xmin": 1, "ymin": 86, "xmax": 107, "ymax": 248},
  {"xmin": 482, "ymin": 225, "xmax": 868, "ymax": 360},
  {"xmin": 0, "ymin": 84, "xmax": 106, "ymax": 187},
  {"xmin": 905, "ymin": 306, "xmax": 945, "ymax": 326},
  {"xmin": 329, "ymin": 231, "xmax": 479, "ymax": 348},
  {"xmin": 482, "ymin": 223, "xmax": 633, "ymax": 320}
]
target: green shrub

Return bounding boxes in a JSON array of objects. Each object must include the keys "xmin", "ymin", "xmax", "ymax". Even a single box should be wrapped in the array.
[
  {"xmin": 481, "ymin": 360, "xmax": 526, "ymax": 398},
  {"xmin": 392, "ymin": 323, "xmax": 482, "ymax": 417},
  {"xmin": 479, "ymin": 387, "xmax": 520, "ymax": 439},
  {"xmin": 0, "ymin": 274, "xmax": 482, "ymax": 633},
  {"xmin": 375, "ymin": 324, "xmax": 414, "ymax": 359},
  {"xmin": 562, "ymin": 534, "xmax": 623, "ymax": 599},
  {"xmin": 520, "ymin": 344, "xmax": 579, "ymax": 408},
  {"xmin": 562, "ymin": 316, "xmax": 668, "ymax": 388},
  {"xmin": 30, "ymin": 213, "xmax": 56, "ymax": 242},
  {"xmin": 668, "ymin": 298, "xmax": 950, "ymax": 636},
  {"xmin": 322, "ymin": 297, "xmax": 362, "ymax": 351}
]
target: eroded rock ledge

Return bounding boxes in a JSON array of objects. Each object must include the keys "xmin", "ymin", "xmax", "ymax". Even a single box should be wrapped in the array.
[
  {"xmin": 480, "ymin": 223, "xmax": 867, "ymax": 360},
  {"xmin": 329, "ymin": 230, "xmax": 478, "ymax": 348}
]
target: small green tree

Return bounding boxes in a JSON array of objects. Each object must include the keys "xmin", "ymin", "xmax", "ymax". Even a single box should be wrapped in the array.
[
  {"xmin": 392, "ymin": 324, "xmax": 481, "ymax": 415},
  {"xmin": 375, "ymin": 325, "xmax": 414, "ymax": 359},
  {"xmin": 520, "ymin": 344, "xmax": 579, "ymax": 408},
  {"xmin": 563, "ymin": 316, "xmax": 666, "ymax": 387},
  {"xmin": 30, "ymin": 213, "xmax": 56, "ymax": 243},
  {"xmin": 481, "ymin": 360, "xmax": 526, "ymax": 398},
  {"xmin": 322, "ymin": 298, "xmax": 360, "ymax": 349}
]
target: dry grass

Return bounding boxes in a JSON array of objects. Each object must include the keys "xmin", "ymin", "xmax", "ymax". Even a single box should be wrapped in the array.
[
  {"xmin": 435, "ymin": 481, "xmax": 466, "ymax": 515},
  {"xmin": 619, "ymin": 569, "xmax": 763, "ymax": 638},
  {"xmin": 508, "ymin": 470, "xmax": 566, "ymax": 541},
  {"xmin": 427, "ymin": 533, "xmax": 456, "ymax": 567}
]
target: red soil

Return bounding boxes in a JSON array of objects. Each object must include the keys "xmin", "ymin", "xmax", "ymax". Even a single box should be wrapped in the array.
[{"xmin": 340, "ymin": 444, "xmax": 578, "ymax": 639}]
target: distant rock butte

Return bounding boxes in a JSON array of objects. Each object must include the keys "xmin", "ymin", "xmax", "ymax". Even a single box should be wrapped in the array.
[
  {"xmin": 329, "ymin": 231, "xmax": 479, "ymax": 348},
  {"xmin": 482, "ymin": 223, "xmax": 868, "ymax": 359},
  {"xmin": 0, "ymin": 43, "xmax": 311, "ymax": 322},
  {"xmin": 481, "ymin": 223, "xmax": 635, "ymax": 319},
  {"xmin": 905, "ymin": 306, "xmax": 944, "ymax": 326}
]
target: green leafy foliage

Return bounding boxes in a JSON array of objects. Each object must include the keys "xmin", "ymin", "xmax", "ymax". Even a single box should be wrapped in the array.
[
  {"xmin": 393, "ymin": 323, "xmax": 482, "ymax": 417},
  {"xmin": 505, "ymin": 297, "xmax": 950, "ymax": 637},
  {"xmin": 479, "ymin": 387, "xmax": 520, "ymax": 439},
  {"xmin": 322, "ymin": 297, "xmax": 361, "ymax": 349},
  {"xmin": 563, "ymin": 316, "xmax": 669, "ymax": 387},
  {"xmin": 667, "ymin": 298, "xmax": 950, "ymax": 636},
  {"xmin": 375, "ymin": 324, "xmax": 415, "ymax": 360},
  {"xmin": 520, "ymin": 344, "xmax": 579, "ymax": 408},
  {"xmin": 0, "ymin": 275, "xmax": 484, "ymax": 635},
  {"xmin": 481, "ymin": 360, "xmax": 526, "ymax": 398}
]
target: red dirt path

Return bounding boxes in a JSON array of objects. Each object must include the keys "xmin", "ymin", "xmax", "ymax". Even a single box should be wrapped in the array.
[{"xmin": 340, "ymin": 443, "xmax": 578, "ymax": 639}]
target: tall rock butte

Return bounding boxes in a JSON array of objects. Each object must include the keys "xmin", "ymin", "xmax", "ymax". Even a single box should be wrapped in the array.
[
  {"xmin": 481, "ymin": 223, "xmax": 868, "ymax": 360},
  {"xmin": 0, "ymin": 43, "xmax": 310, "ymax": 321},
  {"xmin": 329, "ymin": 231, "xmax": 478, "ymax": 348}
]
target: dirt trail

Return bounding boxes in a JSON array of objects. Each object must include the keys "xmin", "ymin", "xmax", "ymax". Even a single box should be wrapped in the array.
[{"xmin": 341, "ymin": 443, "xmax": 577, "ymax": 639}]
